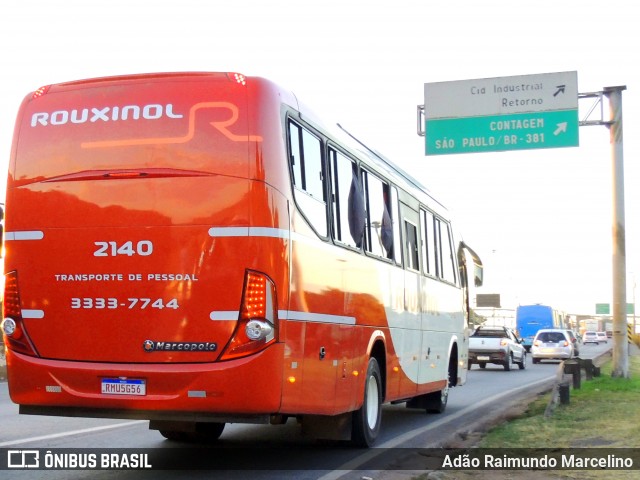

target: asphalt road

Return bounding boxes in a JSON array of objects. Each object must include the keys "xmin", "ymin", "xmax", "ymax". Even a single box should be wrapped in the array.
[{"xmin": 0, "ymin": 341, "xmax": 612, "ymax": 480}]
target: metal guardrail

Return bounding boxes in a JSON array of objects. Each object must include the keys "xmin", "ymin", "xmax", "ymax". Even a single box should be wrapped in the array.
[{"xmin": 545, "ymin": 348, "xmax": 612, "ymax": 415}]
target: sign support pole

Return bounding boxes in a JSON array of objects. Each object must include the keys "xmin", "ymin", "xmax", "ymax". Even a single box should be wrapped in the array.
[{"xmin": 606, "ymin": 86, "xmax": 629, "ymax": 378}]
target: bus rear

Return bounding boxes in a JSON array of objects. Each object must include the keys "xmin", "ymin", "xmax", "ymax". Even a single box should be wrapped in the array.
[
  {"xmin": 515, "ymin": 304, "xmax": 555, "ymax": 351},
  {"xmin": 2, "ymin": 73, "xmax": 291, "ymax": 435}
]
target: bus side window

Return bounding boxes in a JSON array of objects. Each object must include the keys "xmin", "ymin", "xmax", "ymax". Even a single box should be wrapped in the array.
[
  {"xmin": 347, "ymin": 169, "xmax": 365, "ymax": 247},
  {"xmin": 288, "ymin": 120, "xmax": 327, "ymax": 237},
  {"xmin": 362, "ymin": 170, "xmax": 394, "ymax": 259},
  {"xmin": 404, "ymin": 220, "xmax": 419, "ymax": 271},
  {"xmin": 329, "ymin": 148, "xmax": 363, "ymax": 248},
  {"xmin": 421, "ymin": 209, "xmax": 437, "ymax": 277},
  {"xmin": 442, "ymin": 222, "xmax": 458, "ymax": 285},
  {"xmin": 432, "ymin": 216, "xmax": 457, "ymax": 285},
  {"xmin": 388, "ymin": 186, "xmax": 402, "ymax": 264}
]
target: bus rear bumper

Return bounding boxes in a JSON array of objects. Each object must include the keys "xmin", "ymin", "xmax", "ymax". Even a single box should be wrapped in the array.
[{"xmin": 6, "ymin": 345, "xmax": 284, "ymax": 420}]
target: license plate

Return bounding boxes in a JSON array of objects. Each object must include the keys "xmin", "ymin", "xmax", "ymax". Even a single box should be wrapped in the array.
[
  {"xmin": 101, "ymin": 378, "xmax": 146, "ymax": 396},
  {"xmin": 477, "ymin": 355, "xmax": 490, "ymax": 361}
]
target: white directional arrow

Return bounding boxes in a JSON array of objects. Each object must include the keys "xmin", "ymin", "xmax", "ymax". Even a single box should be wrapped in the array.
[{"xmin": 554, "ymin": 122, "xmax": 568, "ymax": 136}]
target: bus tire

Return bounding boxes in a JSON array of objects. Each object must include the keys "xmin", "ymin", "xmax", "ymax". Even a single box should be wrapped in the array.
[{"xmin": 351, "ymin": 357, "xmax": 382, "ymax": 447}]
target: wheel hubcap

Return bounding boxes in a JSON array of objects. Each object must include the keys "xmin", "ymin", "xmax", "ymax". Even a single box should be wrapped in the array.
[{"xmin": 366, "ymin": 375, "xmax": 379, "ymax": 429}]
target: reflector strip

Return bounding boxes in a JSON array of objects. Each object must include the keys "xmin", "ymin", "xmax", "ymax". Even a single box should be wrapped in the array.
[
  {"xmin": 279, "ymin": 310, "xmax": 356, "ymax": 326},
  {"xmin": 210, "ymin": 311, "xmax": 239, "ymax": 321},
  {"xmin": 209, "ymin": 310, "xmax": 357, "ymax": 325},
  {"xmin": 208, "ymin": 227, "xmax": 289, "ymax": 239},
  {"xmin": 21, "ymin": 310, "xmax": 44, "ymax": 319},
  {"xmin": 5, "ymin": 231, "xmax": 44, "ymax": 241}
]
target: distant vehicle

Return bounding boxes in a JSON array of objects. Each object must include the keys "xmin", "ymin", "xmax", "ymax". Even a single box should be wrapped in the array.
[
  {"xmin": 564, "ymin": 330, "xmax": 580, "ymax": 356},
  {"xmin": 516, "ymin": 304, "xmax": 564, "ymax": 352},
  {"xmin": 596, "ymin": 331, "xmax": 608, "ymax": 343},
  {"xmin": 583, "ymin": 318, "xmax": 602, "ymax": 332},
  {"xmin": 605, "ymin": 322, "xmax": 613, "ymax": 338},
  {"xmin": 531, "ymin": 329, "xmax": 576, "ymax": 363},
  {"xmin": 583, "ymin": 331, "xmax": 599, "ymax": 345},
  {"xmin": 468, "ymin": 325, "xmax": 526, "ymax": 371}
]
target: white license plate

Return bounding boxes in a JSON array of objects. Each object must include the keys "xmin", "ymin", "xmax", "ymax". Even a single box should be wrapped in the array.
[
  {"xmin": 101, "ymin": 378, "xmax": 146, "ymax": 396},
  {"xmin": 477, "ymin": 355, "xmax": 490, "ymax": 361}
]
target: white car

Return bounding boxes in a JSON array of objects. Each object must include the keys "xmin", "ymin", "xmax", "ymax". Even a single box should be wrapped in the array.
[
  {"xmin": 531, "ymin": 329, "xmax": 576, "ymax": 363},
  {"xmin": 596, "ymin": 331, "xmax": 608, "ymax": 343},
  {"xmin": 582, "ymin": 331, "xmax": 599, "ymax": 345},
  {"xmin": 468, "ymin": 326, "xmax": 527, "ymax": 371}
]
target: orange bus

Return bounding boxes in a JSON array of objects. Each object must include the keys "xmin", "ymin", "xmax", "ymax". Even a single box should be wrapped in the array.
[{"xmin": 2, "ymin": 72, "xmax": 482, "ymax": 447}]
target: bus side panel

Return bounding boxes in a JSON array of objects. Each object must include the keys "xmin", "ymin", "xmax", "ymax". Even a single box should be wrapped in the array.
[{"xmin": 282, "ymin": 208, "xmax": 455, "ymax": 414}]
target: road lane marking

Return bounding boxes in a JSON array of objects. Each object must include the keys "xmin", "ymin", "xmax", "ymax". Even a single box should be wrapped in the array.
[{"xmin": 0, "ymin": 420, "xmax": 145, "ymax": 447}]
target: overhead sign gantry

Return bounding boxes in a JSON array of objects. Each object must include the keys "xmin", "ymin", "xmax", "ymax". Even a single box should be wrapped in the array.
[{"xmin": 420, "ymin": 71, "xmax": 579, "ymax": 155}]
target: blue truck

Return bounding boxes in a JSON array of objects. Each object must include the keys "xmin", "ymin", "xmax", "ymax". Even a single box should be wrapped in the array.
[{"xmin": 516, "ymin": 304, "xmax": 563, "ymax": 352}]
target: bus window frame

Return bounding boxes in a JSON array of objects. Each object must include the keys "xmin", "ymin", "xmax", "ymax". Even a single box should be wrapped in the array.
[
  {"xmin": 361, "ymin": 167, "xmax": 397, "ymax": 265},
  {"xmin": 286, "ymin": 116, "xmax": 330, "ymax": 240},
  {"xmin": 420, "ymin": 206, "xmax": 459, "ymax": 287},
  {"xmin": 327, "ymin": 143, "xmax": 365, "ymax": 253}
]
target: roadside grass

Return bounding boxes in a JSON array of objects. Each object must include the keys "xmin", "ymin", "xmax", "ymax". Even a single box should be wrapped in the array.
[
  {"xmin": 415, "ymin": 355, "xmax": 639, "ymax": 480},
  {"xmin": 478, "ymin": 355, "xmax": 640, "ymax": 451}
]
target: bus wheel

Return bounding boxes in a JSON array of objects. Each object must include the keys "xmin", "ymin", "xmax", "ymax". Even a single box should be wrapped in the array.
[
  {"xmin": 159, "ymin": 422, "xmax": 225, "ymax": 443},
  {"xmin": 352, "ymin": 357, "xmax": 382, "ymax": 447}
]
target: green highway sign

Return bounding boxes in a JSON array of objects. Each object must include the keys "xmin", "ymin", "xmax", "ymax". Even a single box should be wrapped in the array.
[
  {"xmin": 426, "ymin": 109, "xmax": 579, "ymax": 155},
  {"xmin": 424, "ymin": 71, "xmax": 579, "ymax": 156},
  {"xmin": 595, "ymin": 303, "xmax": 635, "ymax": 315}
]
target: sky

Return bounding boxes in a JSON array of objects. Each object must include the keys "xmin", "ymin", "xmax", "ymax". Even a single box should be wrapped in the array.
[{"xmin": 1, "ymin": 0, "xmax": 639, "ymax": 316}]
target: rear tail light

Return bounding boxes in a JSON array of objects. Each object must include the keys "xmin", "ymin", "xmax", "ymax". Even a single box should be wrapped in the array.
[
  {"xmin": 563, "ymin": 341, "xmax": 569, "ymax": 347},
  {"xmin": 219, "ymin": 270, "xmax": 277, "ymax": 361},
  {"xmin": 2, "ymin": 271, "xmax": 39, "ymax": 356}
]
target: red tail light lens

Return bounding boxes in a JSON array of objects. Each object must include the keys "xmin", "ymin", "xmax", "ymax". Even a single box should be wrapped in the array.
[
  {"xmin": 2, "ymin": 271, "xmax": 39, "ymax": 356},
  {"xmin": 219, "ymin": 270, "xmax": 277, "ymax": 361}
]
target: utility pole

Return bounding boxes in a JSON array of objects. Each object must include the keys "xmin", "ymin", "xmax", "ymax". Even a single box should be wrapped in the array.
[{"xmin": 606, "ymin": 86, "xmax": 629, "ymax": 378}]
